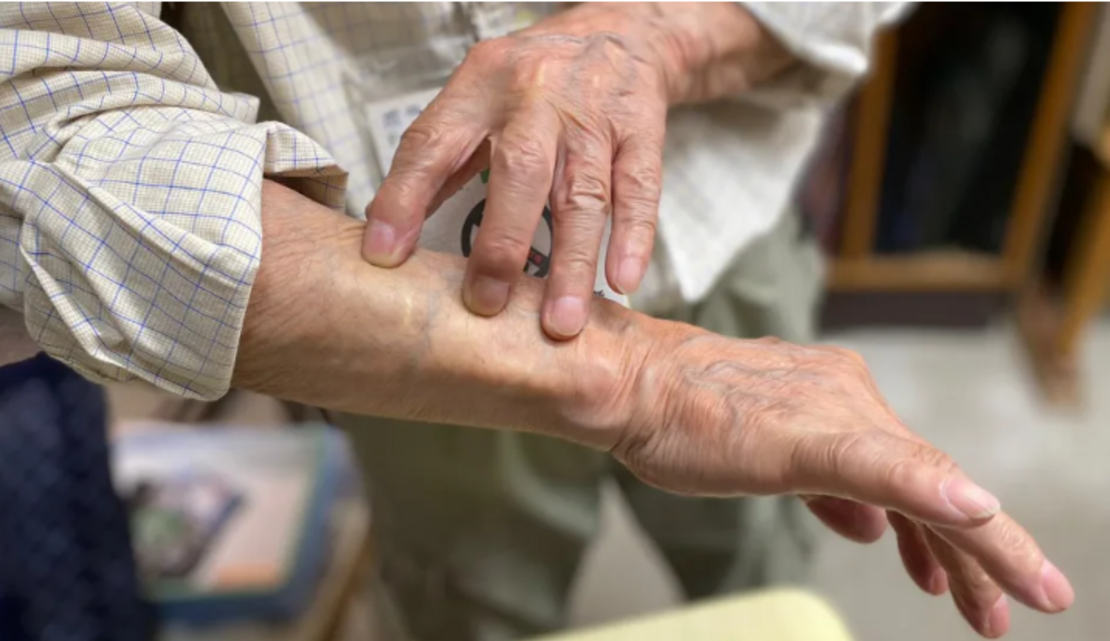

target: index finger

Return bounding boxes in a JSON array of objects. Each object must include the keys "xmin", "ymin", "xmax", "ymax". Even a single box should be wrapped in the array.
[
  {"xmin": 363, "ymin": 96, "xmax": 488, "ymax": 267},
  {"xmin": 931, "ymin": 513, "xmax": 1074, "ymax": 615}
]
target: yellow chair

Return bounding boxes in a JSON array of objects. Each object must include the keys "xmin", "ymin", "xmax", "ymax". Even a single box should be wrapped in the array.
[{"xmin": 534, "ymin": 589, "xmax": 855, "ymax": 641}]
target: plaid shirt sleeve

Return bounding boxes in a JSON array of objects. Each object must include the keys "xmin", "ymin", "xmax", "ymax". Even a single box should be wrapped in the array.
[{"xmin": 0, "ymin": 3, "xmax": 347, "ymax": 399}]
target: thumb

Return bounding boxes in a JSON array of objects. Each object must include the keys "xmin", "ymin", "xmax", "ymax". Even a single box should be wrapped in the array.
[{"xmin": 790, "ymin": 431, "xmax": 1001, "ymax": 528}]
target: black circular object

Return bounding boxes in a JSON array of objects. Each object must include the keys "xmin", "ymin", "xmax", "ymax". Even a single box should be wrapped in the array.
[{"xmin": 461, "ymin": 199, "xmax": 554, "ymax": 278}]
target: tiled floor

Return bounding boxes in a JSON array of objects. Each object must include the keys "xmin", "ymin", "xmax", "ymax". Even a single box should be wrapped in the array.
[{"xmin": 108, "ymin": 319, "xmax": 1110, "ymax": 640}]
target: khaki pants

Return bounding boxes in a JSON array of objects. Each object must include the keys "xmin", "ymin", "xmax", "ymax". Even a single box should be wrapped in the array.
[{"xmin": 334, "ymin": 211, "xmax": 824, "ymax": 641}]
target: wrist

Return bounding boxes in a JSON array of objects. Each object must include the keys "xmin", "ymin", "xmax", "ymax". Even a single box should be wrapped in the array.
[
  {"xmin": 438, "ymin": 268, "xmax": 655, "ymax": 449},
  {"xmin": 544, "ymin": 3, "xmax": 793, "ymax": 106},
  {"xmin": 542, "ymin": 296, "xmax": 658, "ymax": 449}
]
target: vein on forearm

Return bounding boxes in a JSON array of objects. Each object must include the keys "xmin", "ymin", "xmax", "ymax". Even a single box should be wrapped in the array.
[{"xmin": 233, "ymin": 181, "xmax": 645, "ymax": 442}]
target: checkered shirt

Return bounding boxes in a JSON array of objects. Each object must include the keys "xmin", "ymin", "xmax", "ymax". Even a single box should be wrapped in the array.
[{"xmin": 0, "ymin": 2, "xmax": 904, "ymax": 399}]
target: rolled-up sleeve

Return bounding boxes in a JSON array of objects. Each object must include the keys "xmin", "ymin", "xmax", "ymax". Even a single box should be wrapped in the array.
[
  {"xmin": 0, "ymin": 3, "xmax": 347, "ymax": 399},
  {"xmin": 741, "ymin": 2, "xmax": 912, "ymax": 108}
]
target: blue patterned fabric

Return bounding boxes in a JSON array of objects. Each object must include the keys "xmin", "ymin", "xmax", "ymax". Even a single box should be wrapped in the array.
[{"xmin": 0, "ymin": 353, "xmax": 152, "ymax": 641}]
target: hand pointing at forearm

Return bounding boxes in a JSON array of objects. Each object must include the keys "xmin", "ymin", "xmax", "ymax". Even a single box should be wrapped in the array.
[
  {"xmin": 243, "ymin": 182, "xmax": 1072, "ymax": 638},
  {"xmin": 361, "ymin": 2, "xmax": 794, "ymax": 340}
]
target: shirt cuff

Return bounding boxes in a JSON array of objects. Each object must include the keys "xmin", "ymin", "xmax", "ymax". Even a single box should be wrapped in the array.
[
  {"xmin": 739, "ymin": 2, "xmax": 912, "ymax": 109},
  {"xmin": 7, "ymin": 116, "xmax": 346, "ymax": 400}
]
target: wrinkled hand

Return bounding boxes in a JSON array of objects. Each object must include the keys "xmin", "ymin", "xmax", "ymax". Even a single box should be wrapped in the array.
[
  {"xmin": 362, "ymin": 4, "xmax": 671, "ymax": 340},
  {"xmin": 604, "ymin": 326, "xmax": 1073, "ymax": 638}
]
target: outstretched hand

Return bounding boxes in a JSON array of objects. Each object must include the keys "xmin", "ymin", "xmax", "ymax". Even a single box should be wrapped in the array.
[
  {"xmin": 261, "ymin": 181, "xmax": 1072, "ymax": 639},
  {"xmin": 593, "ymin": 326, "xmax": 1073, "ymax": 638}
]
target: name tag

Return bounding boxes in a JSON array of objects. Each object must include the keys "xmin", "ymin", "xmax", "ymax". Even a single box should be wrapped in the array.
[{"xmin": 365, "ymin": 90, "xmax": 628, "ymax": 306}]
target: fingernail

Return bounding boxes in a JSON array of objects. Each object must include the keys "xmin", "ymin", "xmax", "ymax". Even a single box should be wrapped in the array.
[
  {"xmin": 546, "ymin": 296, "xmax": 587, "ymax": 338},
  {"xmin": 365, "ymin": 219, "xmax": 398, "ymax": 263},
  {"xmin": 985, "ymin": 595, "xmax": 1009, "ymax": 638},
  {"xmin": 615, "ymin": 256, "xmax": 644, "ymax": 294},
  {"xmin": 1039, "ymin": 560, "xmax": 1074, "ymax": 612},
  {"xmin": 943, "ymin": 478, "xmax": 1001, "ymax": 521},
  {"xmin": 466, "ymin": 277, "xmax": 510, "ymax": 316},
  {"xmin": 927, "ymin": 568, "xmax": 948, "ymax": 595}
]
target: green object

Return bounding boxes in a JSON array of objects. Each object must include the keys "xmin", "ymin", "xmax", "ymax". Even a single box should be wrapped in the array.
[
  {"xmin": 481, "ymin": 169, "xmax": 490, "ymax": 184},
  {"xmin": 337, "ymin": 210, "xmax": 823, "ymax": 641}
]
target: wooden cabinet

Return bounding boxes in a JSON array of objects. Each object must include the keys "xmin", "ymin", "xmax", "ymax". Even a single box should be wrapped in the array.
[
  {"xmin": 821, "ymin": 3, "xmax": 1102, "ymax": 403},
  {"xmin": 828, "ymin": 3, "xmax": 1097, "ymax": 294}
]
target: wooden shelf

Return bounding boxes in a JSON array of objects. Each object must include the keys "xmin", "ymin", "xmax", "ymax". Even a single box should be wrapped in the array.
[
  {"xmin": 838, "ymin": 30, "xmax": 898, "ymax": 260},
  {"xmin": 821, "ymin": 3, "xmax": 1105, "ymax": 405},
  {"xmin": 1000, "ymin": 2, "xmax": 1100, "ymax": 284},
  {"xmin": 1017, "ymin": 136, "xmax": 1110, "ymax": 408},
  {"xmin": 827, "ymin": 3, "xmax": 1097, "ymax": 299},
  {"xmin": 1098, "ymin": 124, "xmax": 1110, "ymax": 167},
  {"xmin": 829, "ymin": 251, "xmax": 1008, "ymax": 291}
]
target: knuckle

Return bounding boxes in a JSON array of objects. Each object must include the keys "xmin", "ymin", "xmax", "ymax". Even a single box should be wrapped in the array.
[
  {"xmin": 476, "ymin": 229, "xmax": 532, "ymax": 272},
  {"xmin": 887, "ymin": 445, "xmax": 956, "ymax": 488},
  {"xmin": 397, "ymin": 123, "xmax": 443, "ymax": 155},
  {"xmin": 376, "ymin": 177, "xmax": 424, "ymax": 213},
  {"xmin": 466, "ymin": 38, "xmax": 506, "ymax": 63},
  {"xmin": 816, "ymin": 346, "xmax": 872, "ymax": 381},
  {"xmin": 508, "ymin": 54, "xmax": 551, "ymax": 91},
  {"xmin": 615, "ymin": 161, "xmax": 663, "ymax": 203},
  {"xmin": 494, "ymin": 136, "xmax": 551, "ymax": 178},
  {"xmin": 556, "ymin": 171, "xmax": 611, "ymax": 216},
  {"xmin": 820, "ymin": 346, "xmax": 868, "ymax": 373},
  {"xmin": 915, "ymin": 443, "xmax": 955, "ymax": 468},
  {"xmin": 564, "ymin": 111, "xmax": 610, "ymax": 143},
  {"xmin": 995, "ymin": 520, "xmax": 1042, "ymax": 566},
  {"xmin": 581, "ymin": 31, "xmax": 634, "ymax": 60},
  {"xmin": 393, "ymin": 123, "xmax": 460, "ymax": 174},
  {"xmin": 833, "ymin": 346, "xmax": 867, "ymax": 367}
]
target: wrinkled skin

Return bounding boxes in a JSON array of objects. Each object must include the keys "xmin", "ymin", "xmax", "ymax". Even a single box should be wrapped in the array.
[
  {"xmin": 362, "ymin": 3, "xmax": 791, "ymax": 339},
  {"xmin": 605, "ymin": 325, "xmax": 1074, "ymax": 639},
  {"xmin": 340, "ymin": 1, "xmax": 1074, "ymax": 632},
  {"xmin": 246, "ymin": 182, "xmax": 1074, "ymax": 639}
]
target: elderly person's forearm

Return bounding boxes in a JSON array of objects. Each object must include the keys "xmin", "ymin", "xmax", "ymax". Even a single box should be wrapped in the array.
[
  {"xmin": 234, "ymin": 180, "xmax": 641, "ymax": 446},
  {"xmin": 236, "ymin": 181, "xmax": 1071, "ymax": 639}
]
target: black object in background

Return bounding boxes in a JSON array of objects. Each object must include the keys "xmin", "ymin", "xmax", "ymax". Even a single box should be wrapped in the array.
[
  {"xmin": 1042, "ymin": 143, "xmax": 1099, "ymax": 289},
  {"xmin": 0, "ymin": 354, "xmax": 155, "ymax": 641},
  {"xmin": 876, "ymin": 3, "xmax": 1059, "ymax": 255}
]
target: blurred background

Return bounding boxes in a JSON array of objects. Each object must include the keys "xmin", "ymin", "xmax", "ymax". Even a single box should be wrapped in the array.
[{"xmin": 38, "ymin": 2, "xmax": 1110, "ymax": 640}]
